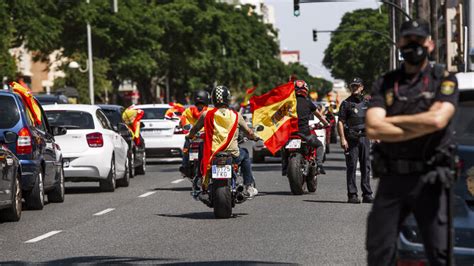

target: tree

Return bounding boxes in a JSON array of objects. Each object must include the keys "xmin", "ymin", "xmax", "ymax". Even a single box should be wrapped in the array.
[{"xmin": 323, "ymin": 8, "xmax": 390, "ymax": 90}]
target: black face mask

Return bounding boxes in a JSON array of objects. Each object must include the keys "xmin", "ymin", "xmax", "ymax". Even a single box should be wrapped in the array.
[{"xmin": 400, "ymin": 42, "xmax": 428, "ymax": 65}]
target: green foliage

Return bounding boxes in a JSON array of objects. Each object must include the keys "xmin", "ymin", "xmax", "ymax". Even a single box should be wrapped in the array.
[{"xmin": 323, "ymin": 8, "xmax": 390, "ymax": 90}]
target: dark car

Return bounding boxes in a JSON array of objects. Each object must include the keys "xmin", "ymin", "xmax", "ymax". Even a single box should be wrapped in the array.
[
  {"xmin": 35, "ymin": 94, "xmax": 69, "ymax": 105},
  {"xmin": 98, "ymin": 104, "xmax": 146, "ymax": 177},
  {"xmin": 0, "ymin": 132, "xmax": 22, "ymax": 222},
  {"xmin": 397, "ymin": 73, "xmax": 474, "ymax": 264},
  {"xmin": 0, "ymin": 91, "xmax": 67, "ymax": 210}
]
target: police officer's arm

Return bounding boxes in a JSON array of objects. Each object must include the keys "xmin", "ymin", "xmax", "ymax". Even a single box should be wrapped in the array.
[
  {"xmin": 337, "ymin": 102, "xmax": 347, "ymax": 142},
  {"xmin": 188, "ymin": 111, "xmax": 206, "ymax": 139},
  {"xmin": 385, "ymin": 102, "xmax": 455, "ymax": 134}
]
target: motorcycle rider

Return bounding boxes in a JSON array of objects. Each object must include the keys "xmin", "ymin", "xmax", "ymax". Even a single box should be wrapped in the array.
[
  {"xmin": 188, "ymin": 86, "xmax": 259, "ymax": 198},
  {"xmin": 179, "ymin": 90, "xmax": 210, "ymax": 177},
  {"xmin": 281, "ymin": 80, "xmax": 330, "ymax": 176}
]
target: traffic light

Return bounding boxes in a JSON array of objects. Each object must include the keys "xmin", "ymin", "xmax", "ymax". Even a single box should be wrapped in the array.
[
  {"xmin": 293, "ymin": 0, "xmax": 300, "ymax": 17},
  {"xmin": 313, "ymin": 29, "xmax": 318, "ymax": 42}
]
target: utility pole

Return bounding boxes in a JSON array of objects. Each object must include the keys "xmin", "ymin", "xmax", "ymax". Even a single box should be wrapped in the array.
[
  {"xmin": 86, "ymin": 0, "xmax": 94, "ymax": 105},
  {"xmin": 430, "ymin": 0, "xmax": 439, "ymax": 62}
]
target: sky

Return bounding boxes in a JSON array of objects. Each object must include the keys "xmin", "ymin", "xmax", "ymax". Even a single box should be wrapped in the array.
[{"xmin": 264, "ymin": 0, "xmax": 380, "ymax": 81}]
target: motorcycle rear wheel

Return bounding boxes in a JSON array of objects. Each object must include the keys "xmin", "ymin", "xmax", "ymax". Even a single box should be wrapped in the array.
[
  {"xmin": 306, "ymin": 164, "xmax": 318, "ymax": 193},
  {"xmin": 288, "ymin": 153, "xmax": 304, "ymax": 195},
  {"xmin": 213, "ymin": 181, "xmax": 232, "ymax": 218}
]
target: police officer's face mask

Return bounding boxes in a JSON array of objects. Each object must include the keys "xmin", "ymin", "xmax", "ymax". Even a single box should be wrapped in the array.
[{"xmin": 400, "ymin": 42, "xmax": 428, "ymax": 65}]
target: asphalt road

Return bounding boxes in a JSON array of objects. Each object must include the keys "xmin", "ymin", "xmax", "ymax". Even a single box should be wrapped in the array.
[{"xmin": 0, "ymin": 144, "xmax": 375, "ymax": 265}]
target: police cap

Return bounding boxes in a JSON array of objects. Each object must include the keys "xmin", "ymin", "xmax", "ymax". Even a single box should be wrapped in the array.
[{"xmin": 400, "ymin": 19, "xmax": 430, "ymax": 38}]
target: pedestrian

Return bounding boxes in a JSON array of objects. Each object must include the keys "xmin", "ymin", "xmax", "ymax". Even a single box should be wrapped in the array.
[
  {"xmin": 337, "ymin": 77, "xmax": 373, "ymax": 204},
  {"xmin": 365, "ymin": 19, "xmax": 458, "ymax": 266}
]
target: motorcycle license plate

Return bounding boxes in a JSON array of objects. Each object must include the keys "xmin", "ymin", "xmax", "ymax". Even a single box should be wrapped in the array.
[
  {"xmin": 286, "ymin": 139, "xmax": 301, "ymax": 149},
  {"xmin": 189, "ymin": 152, "xmax": 199, "ymax": 161},
  {"xmin": 212, "ymin": 165, "xmax": 232, "ymax": 179}
]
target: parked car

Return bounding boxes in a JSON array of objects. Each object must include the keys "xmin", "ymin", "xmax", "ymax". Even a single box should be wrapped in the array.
[
  {"xmin": 35, "ymin": 94, "xmax": 69, "ymax": 105},
  {"xmin": 0, "ymin": 91, "xmax": 66, "ymax": 210},
  {"xmin": 134, "ymin": 104, "xmax": 186, "ymax": 159},
  {"xmin": 43, "ymin": 104, "xmax": 130, "ymax": 191},
  {"xmin": 252, "ymin": 114, "xmax": 326, "ymax": 163},
  {"xmin": 397, "ymin": 72, "xmax": 474, "ymax": 264},
  {"xmin": 0, "ymin": 132, "xmax": 22, "ymax": 222},
  {"xmin": 98, "ymin": 104, "xmax": 146, "ymax": 176}
]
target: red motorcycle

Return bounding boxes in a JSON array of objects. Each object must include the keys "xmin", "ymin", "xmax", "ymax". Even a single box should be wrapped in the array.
[{"xmin": 285, "ymin": 123, "xmax": 326, "ymax": 195}]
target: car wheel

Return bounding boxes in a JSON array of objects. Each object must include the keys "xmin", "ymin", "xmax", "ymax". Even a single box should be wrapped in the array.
[
  {"xmin": 135, "ymin": 152, "xmax": 146, "ymax": 175},
  {"xmin": 25, "ymin": 170, "xmax": 45, "ymax": 210},
  {"xmin": 100, "ymin": 156, "xmax": 116, "ymax": 192},
  {"xmin": 0, "ymin": 172, "xmax": 22, "ymax": 222},
  {"xmin": 129, "ymin": 151, "xmax": 135, "ymax": 178},
  {"xmin": 48, "ymin": 166, "xmax": 65, "ymax": 203},
  {"xmin": 117, "ymin": 157, "xmax": 130, "ymax": 187}
]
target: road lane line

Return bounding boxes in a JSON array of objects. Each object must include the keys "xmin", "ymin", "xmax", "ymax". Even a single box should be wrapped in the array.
[
  {"xmin": 25, "ymin": 230, "xmax": 62, "ymax": 243},
  {"xmin": 138, "ymin": 191, "xmax": 157, "ymax": 198},
  {"xmin": 171, "ymin": 179, "xmax": 185, "ymax": 184},
  {"xmin": 93, "ymin": 208, "xmax": 115, "ymax": 216}
]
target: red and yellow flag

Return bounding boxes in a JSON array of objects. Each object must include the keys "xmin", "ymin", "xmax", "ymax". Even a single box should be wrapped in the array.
[
  {"xmin": 250, "ymin": 82, "xmax": 298, "ymax": 155},
  {"xmin": 240, "ymin": 87, "xmax": 256, "ymax": 107},
  {"xmin": 10, "ymin": 82, "xmax": 42, "ymax": 126},
  {"xmin": 165, "ymin": 102, "xmax": 185, "ymax": 120},
  {"xmin": 180, "ymin": 105, "xmax": 208, "ymax": 127},
  {"xmin": 201, "ymin": 108, "xmax": 239, "ymax": 181},
  {"xmin": 122, "ymin": 106, "xmax": 144, "ymax": 145}
]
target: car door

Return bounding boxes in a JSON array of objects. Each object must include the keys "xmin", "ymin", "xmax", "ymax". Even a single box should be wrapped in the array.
[
  {"xmin": 0, "ymin": 148, "xmax": 9, "ymax": 204},
  {"xmin": 96, "ymin": 110, "xmax": 127, "ymax": 174},
  {"xmin": 33, "ymin": 106, "xmax": 56, "ymax": 188}
]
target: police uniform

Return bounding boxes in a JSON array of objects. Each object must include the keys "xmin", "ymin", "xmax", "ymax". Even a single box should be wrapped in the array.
[
  {"xmin": 366, "ymin": 40, "xmax": 459, "ymax": 266},
  {"xmin": 339, "ymin": 93, "xmax": 373, "ymax": 200}
]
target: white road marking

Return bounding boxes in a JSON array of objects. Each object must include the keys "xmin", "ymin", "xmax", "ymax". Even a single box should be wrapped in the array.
[
  {"xmin": 138, "ymin": 191, "xmax": 157, "ymax": 198},
  {"xmin": 171, "ymin": 179, "xmax": 185, "ymax": 184},
  {"xmin": 25, "ymin": 230, "xmax": 62, "ymax": 243},
  {"xmin": 93, "ymin": 208, "xmax": 115, "ymax": 216}
]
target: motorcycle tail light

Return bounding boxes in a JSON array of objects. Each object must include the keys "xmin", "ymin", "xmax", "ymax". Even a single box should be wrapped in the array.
[
  {"xmin": 396, "ymin": 260, "xmax": 426, "ymax": 266},
  {"xmin": 215, "ymin": 157, "xmax": 228, "ymax": 165}
]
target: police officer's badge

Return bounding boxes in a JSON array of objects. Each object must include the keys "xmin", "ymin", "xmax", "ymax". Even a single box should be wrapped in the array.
[
  {"xmin": 385, "ymin": 89, "xmax": 394, "ymax": 106},
  {"xmin": 440, "ymin": 80, "xmax": 455, "ymax": 95}
]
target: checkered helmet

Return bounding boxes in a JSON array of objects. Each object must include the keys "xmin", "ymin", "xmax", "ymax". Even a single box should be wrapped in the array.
[{"xmin": 211, "ymin": 85, "xmax": 231, "ymax": 107}]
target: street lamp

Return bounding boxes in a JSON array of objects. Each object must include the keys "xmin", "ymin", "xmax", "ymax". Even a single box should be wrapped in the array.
[{"xmin": 68, "ymin": 61, "xmax": 89, "ymax": 73}]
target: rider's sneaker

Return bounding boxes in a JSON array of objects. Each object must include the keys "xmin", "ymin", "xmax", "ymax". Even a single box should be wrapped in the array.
[
  {"xmin": 245, "ymin": 184, "xmax": 258, "ymax": 198},
  {"xmin": 317, "ymin": 165, "xmax": 326, "ymax": 175}
]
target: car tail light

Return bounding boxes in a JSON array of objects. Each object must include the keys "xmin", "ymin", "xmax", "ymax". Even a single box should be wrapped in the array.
[
  {"xmin": 17, "ymin": 127, "xmax": 32, "ymax": 155},
  {"xmin": 397, "ymin": 260, "xmax": 426, "ymax": 266},
  {"xmin": 86, "ymin": 132, "xmax": 104, "ymax": 147},
  {"xmin": 174, "ymin": 127, "xmax": 189, "ymax": 135}
]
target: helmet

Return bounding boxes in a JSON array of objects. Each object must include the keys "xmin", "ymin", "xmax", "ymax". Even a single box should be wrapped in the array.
[
  {"xmin": 193, "ymin": 90, "xmax": 209, "ymax": 106},
  {"xmin": 211, "ymin": 86, "xmax": 231, "ymax": 107},
  {"xmin": 294, "ymin": 80, "xmax": 308, "ymax": 97}
]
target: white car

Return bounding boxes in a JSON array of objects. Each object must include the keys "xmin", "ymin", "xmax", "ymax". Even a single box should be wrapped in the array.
[
  {"xmin": 134, "ymin": 104, "xmax": 186, "ymax": 159},
  {"xmin": 43, "ymin": 104, "xmax": 130, "ymax": 192}
]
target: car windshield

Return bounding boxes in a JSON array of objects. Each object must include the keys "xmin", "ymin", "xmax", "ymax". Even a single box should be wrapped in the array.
[
  {"xmin": 0, "ymin": 96, "xmax": 20, "ymax": 129},
  {"xmin": 453, "ymin": 92, "xmax": 474, "ymax": 146},
  {"xmin": 45, "ymin": 110, "xmax": 94, "ymax": 129},
  {"xmin": 142, "ymin": 108, "xmax": 168, "ymax": 120},
  {"xmin": 101, "ymin": 109, "xmax": 122, "ymax": 127}
]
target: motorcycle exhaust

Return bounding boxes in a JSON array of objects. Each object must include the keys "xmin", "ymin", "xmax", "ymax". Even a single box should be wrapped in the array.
[{"xmin": 234, "ymin": 184, "xmax": 247, "ymax": 204}]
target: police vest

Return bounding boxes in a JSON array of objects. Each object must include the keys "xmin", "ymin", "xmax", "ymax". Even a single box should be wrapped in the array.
[{"xmin": 345, "ymin": 99, "xmax": 367, "ymax": 131}]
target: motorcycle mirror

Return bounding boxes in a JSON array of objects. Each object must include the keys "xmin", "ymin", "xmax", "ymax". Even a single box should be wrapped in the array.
[{"xmin": 255, "ymin": 125, "xmax": 264, "ymax": 132}]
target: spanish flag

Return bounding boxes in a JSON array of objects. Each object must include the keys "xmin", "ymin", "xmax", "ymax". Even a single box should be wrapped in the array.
[
  {"xmin": 122, "ymin": 106, "xmax": 144, "ymax": 145},
  {"xmin": 250, "ymin": 82, "xmax": 298, "ymax": 155},
  {"xmin": 240, "ymin": 87, "xmax": 256, "ymax": 107},
  {"xmin": 165, "ymin": 102, "xmax": 185, "ymax": 119},
  {"xmin": 201, "ymin": 108, "xmax": 239, "ymax": 186},
  {"xmin": 10, "ymin": 82, "xmax": 42, "ymax": 126}
]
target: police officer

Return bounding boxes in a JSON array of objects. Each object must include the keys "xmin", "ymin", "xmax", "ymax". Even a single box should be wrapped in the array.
[
  {"xmin": 338, "ymin": 78, "xmax": 373, "ymax": 204},
  {"xmin": 365, "ymin": 19, "xmax": 458, "ymax": 266}
]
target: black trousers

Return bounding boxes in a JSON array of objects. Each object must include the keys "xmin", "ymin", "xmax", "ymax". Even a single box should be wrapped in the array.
[
  {"xmin": 345, "ymin": 136, "xmax": 372, "ymax": 197},
  {"xmin": 366, "ymin": 175, "xmax": 448, "ymax": 266}
]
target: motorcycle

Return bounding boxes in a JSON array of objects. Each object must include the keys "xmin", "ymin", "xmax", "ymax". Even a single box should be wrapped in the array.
[{"xmin": 285, "ymin": 123, "xmax": 326, "ymax": 195}]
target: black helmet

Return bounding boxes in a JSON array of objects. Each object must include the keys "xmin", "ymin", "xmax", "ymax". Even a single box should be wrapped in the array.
[
  {"xmin": 294, "ymin": 80, "xmax": 309, "ymax": 97},
  {"xmin": 193, "ymin": 90, "xmax": 209, "ymax": 106},
  {"xmin": 211, "ymin": 86, "xmax": 231, "ymax": 107}
]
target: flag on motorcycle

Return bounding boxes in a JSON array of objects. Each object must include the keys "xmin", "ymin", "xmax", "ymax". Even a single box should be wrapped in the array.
[
  {"xmin": 10, "ymin": 81, "xmax": 42, "ymax": 126},
  {"xmin": 240, "ymin": 87, "xmax": 256, "ymax": 107},
  {"xmin": 201, "ymin": 108, "xmax": 239, "ymax": 183},
  {"xmin": 122, "ymin": 106, "xmax": 144, "ymax": 145},
  {"xmin": 249, "ymin": 82, "xmax": 298, "ymax": 155},
  {"xmin": 165, "ymin": 102, "xmax": 185, "ymax": 120}
]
